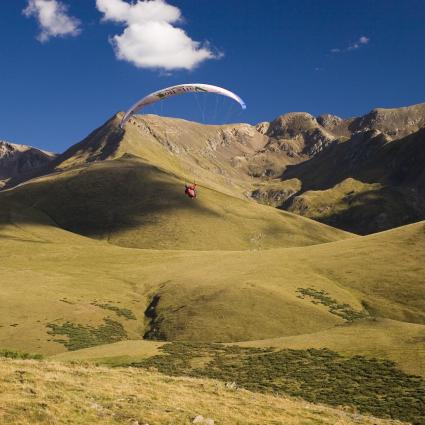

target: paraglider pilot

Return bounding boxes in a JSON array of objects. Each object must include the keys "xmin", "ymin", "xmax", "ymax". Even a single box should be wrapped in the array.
[{"xmin": 185, "ymin": 183, "xmax": 197, "ymax": 199}]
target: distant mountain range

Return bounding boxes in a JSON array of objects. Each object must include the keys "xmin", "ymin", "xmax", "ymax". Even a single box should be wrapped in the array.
[
  {"xmin": 1, "ymin": 102, "xmax": 424, "ymax": 235},
  {"xmin": 257, "ymin": 103, "xmax": 425, "ymax": 234}
]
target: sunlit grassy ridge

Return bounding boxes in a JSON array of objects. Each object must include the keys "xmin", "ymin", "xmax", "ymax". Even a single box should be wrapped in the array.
[
  {"xmin": 46, "ymin": 113, "xmax": 269, "ymax": 198},
  {"xmin": 286, "ymin": 177, "xmax": 421, "ymax": 235}
]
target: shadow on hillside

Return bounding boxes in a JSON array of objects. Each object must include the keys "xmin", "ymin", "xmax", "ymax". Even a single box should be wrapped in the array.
[
  {"xmin": 54, "ymin": 118, "xmax": 125, "ymax": 166},
  {"xmin": 4, "ymin": 117, "xmax": 125, "ymax": 191},
  {"xmin": 302, "ymin": 186, "xmax": 424, "ymax": 235},
  {"xmin": 277, "ymin": 128, "xmax": 425, "ymax": 234},
  {"xmin": 281, "ymin": 127, "xmax": 425, "ymax": 191},
  {"xmin": 0, "ymin": 158, "xmax": 212, "ymax": 240}
]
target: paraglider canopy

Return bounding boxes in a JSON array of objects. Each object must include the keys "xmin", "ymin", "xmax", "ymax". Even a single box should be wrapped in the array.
[{"xmin": 120, "ymin": 83, "xmax": 246, "ymax": 129}]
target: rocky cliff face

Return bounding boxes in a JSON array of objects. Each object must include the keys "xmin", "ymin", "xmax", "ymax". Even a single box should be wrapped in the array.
[
  {"xmin": 263, "ymin": 112, "xmax": 337, "ymax": 157},
  {"xmin": 0, "ymin": 141, "xmax": 56, "ymax": 188},
  {"xmin": 348, "ymin": 103, "xmax": 425, "ymax": 139},
  {"xmin": 255, "ymin": 103, "xmax": 425, "ymax": 234}
]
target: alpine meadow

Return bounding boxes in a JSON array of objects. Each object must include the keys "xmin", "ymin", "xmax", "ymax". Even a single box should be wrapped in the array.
[{"xmin": 1, "ymin": 1, "xmax": 425, "ymax": 424}]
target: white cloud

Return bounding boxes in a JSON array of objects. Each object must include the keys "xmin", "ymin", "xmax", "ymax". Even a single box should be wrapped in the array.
[
  {"xmin": 331, "ymin": 35, "xmax": 370, "ymax": 54},
  {"xmin": 23, "ymin": 0, "xmax": 81, "ymax": 42},
  {"xmin": 96, "ymin": 0, "xmax": 219, "ymax": 71},
  {"xmin": 347, "ymin": 43, "xmax": 360, "ymax": 51}
]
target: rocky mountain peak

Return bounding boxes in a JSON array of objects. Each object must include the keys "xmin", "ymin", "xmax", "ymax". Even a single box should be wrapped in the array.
[
  {"xmin": 255, "ymin": 122, "xmax": 270, "ymax": 135},
  {"xmin": 349, "ymin": 102, "xmax": 425, "ymax": 138},
  {"xmin": 262, "ymin": 112, "xmax": 336, "ymax": 158},
  {"xmin": 1, "ymin": 140, "xmax": 29, "ymax": 157},
  {"xmin": 0, "ymin": 140, "xmax": 56, "ymax": 187},
  {"xmin": 266, "ymin": 112, "xmax": 319, "ymax": 139},
  {"xmin": 316, "ymin": 114, "xmax": 343, "ymax": 130}
]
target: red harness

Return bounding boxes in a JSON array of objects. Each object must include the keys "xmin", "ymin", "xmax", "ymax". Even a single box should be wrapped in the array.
[{"xmin": 185, "ymin": 184, "xmax": 197, "ymax": 198}]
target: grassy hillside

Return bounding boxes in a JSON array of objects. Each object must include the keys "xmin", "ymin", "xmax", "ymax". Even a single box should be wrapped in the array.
[
  {"xmin": 0, "ymin": 195, "xmax": 424, "ymax": 354},
  {"xmin": 0, "ymin": 358, "xmax": 403, "ymax": 425},
  {"xmin": 46, "ymin": 338, "xmax": 425, "ymax": 423},
  {"xmin": 0, "ymin": 207, "xmax": 357, "ymax": 354},
  {"xmin": 280, "ymin": 127, "xmax": 425, "ymax": 233},
  {"xmin": 285, "ymin": 178, "xmax": 419, "ymax": 234},
  {"xmin": 4, "ymin": 105, "xmax": 425, "ymax": 237},
  {"xmin": 52, "ymin": 318, "xmax": 425, "ymax": 379},
  {"xmin": 2, "ymin": 176, "xmax": 424, "ymax": 423},
  {"xmin": 0, "ymin": 156, "xmax": 352, "ymax": 250},
  {"xmin": 1, "ymin": 109, "xmax": 425, "ymax": 423},
  {"xmin": 239, "ymin": 319, "xmax": 425, "ymax": 378},
  {"xmin": 36, "ymin": 113, "xmax": 269, "ymax": 198}
]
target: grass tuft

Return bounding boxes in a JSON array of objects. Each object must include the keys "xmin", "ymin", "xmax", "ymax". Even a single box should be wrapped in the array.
[{"xmin": 0, "ymin": 349, "xmax": 42, "ymax": 360}]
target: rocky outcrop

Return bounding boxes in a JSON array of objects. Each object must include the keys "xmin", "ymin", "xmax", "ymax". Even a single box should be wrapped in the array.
[
  {"xmin": 255, "ymin": 121, "xmax": 270, "ymax": 135},
  {"xmin": 0, "ymin": 141, "xmax": 56, "ymax": 188},
  {"xmin": 266, "ymin": 112, "xmax": 320, "ymax": 139},
  {"xmin": 349, "ymin": 103, "xmax": 425, "ymax": 139},
  {"xmin": 316, "ymin": 114, "xmax": 353, "ymax": 138},
  {"xmin": 262, "ymin": 112, "xmax": 337, "ymax": 158},
  {"xmin": 251, "ymin": 179, "xmax": 302, "ymax": 207}
]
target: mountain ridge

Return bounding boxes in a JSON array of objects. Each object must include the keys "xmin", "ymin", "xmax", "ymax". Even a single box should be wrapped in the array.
[
  {"xmin": 0, "ymin": 140, "xmax": 56, "ymax": 189},
  {"xmin": 2, "ymin": 101, "xmax": 425, "ymax": 235}
]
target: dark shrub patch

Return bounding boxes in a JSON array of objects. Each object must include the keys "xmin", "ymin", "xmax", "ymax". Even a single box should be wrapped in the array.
[
  {"xmin": 296, "ymin": 287, "xmax": 369, "ymax": 321},
  {"xmin": 0, "ymin": 349, "xmax": 42, "ymax": 360},
  {"xmin": 47, "ymin": 319, "xmax": 127, "ymax": 351},
  {"xmin": 131, "ymin": 343, "xmax": 425, "ymax": 424},
  {"xmin": 92, "ymin": 302, "xmax": 136, "ymax": 320}
]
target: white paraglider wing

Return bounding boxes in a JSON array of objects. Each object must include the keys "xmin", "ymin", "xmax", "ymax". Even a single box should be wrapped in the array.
[{"xmin": 120, "ymin": 83, "xmax": 246, "ymax": 128}]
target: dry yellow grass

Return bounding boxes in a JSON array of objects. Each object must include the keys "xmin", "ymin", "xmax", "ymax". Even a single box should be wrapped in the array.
[
  {"xmin": 0, "ymin": 359, "xmax": 405, "ymax": 425},
  {"xmin": 51, "ymin": 340, "xmax": 164, "ymax": 363}
]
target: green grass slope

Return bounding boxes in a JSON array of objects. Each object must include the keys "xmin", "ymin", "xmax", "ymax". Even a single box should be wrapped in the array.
[
  {"xmin": 0, "ymin": 198, "xmax": 423, "ymax": 356},
  {"xmin": 281, "ymin": 127, "xmax": 425, "ymax": 233},
  {"xmin": 53, "ymin": 318, "xmax": 425, "ymax": 379},
  {"xmin": 1, "ymin": 194, "xmax": 424, "ymax": 423},
  {"xmin": 239, "ymin": 319, "xmax": 425, "ymax": 378},
  {"xmin": 0, "ymin": 212, "xmax": 355, "ymax": 354},
  {"xmin": 51, "ymin": 340, "xmax": 164, "ymax": 364},
  {"xmin": 286, "ymin": 177, "xmax": 420, "ymax": 234}
]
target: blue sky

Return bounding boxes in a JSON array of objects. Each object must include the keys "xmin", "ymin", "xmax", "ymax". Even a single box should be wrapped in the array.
[{"xmin": 1, "ymin": 0, "xmax": 424, "ymax": 153}]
